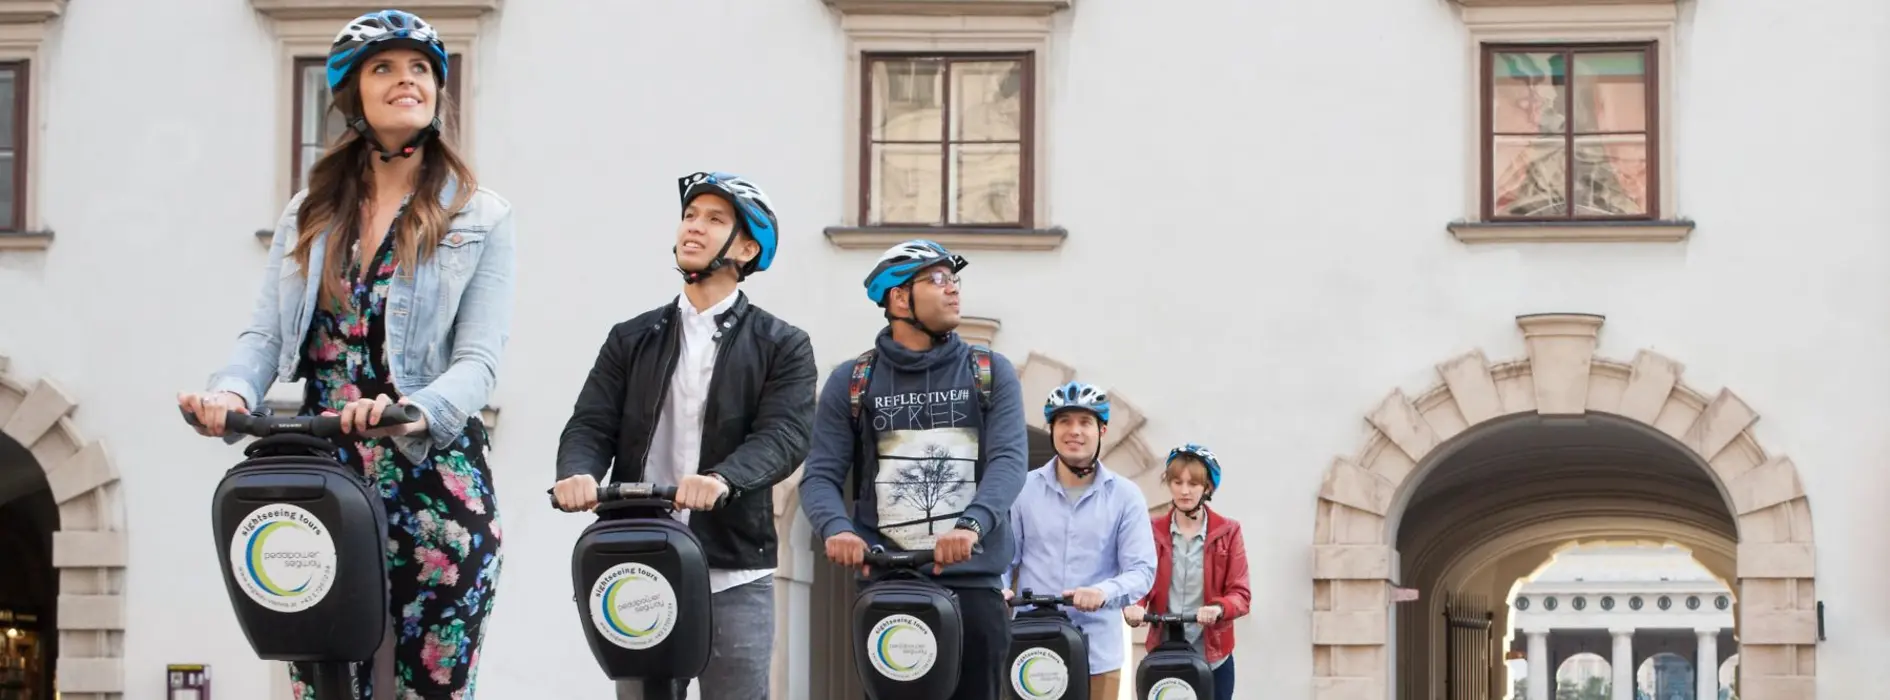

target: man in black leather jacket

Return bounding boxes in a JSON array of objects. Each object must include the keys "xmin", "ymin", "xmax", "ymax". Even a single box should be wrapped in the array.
[{"xmin": 553, "ymin": 172, "xmax": 816, "ymax": 699}]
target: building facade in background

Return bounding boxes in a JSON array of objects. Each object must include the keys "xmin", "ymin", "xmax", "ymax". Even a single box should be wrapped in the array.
[{"xmin": 0, "ymin": 0, "xmax": 1884, "ymax": 698}]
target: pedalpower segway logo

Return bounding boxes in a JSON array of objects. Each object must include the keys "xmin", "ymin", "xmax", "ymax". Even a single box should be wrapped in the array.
[
  {"xmin": 589, "ymin": 562, "xmax": 679, "ymax": 650},
  {"xmin": 1147, "ymin": 677, "xmax": 1199, "ymax": 700},
  {"xmin": 867, "ymin": 613, "xmax": 938, "ymax": 681},
  {"xmin": 228, "ymin": 503, "xmax": 337, "ymax": 613},
  {"xmin": 1009, "ymin": 647, "xmax": 1069, "ymax": 699}
]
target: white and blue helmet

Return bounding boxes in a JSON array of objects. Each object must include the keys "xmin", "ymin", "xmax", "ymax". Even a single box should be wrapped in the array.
[
  {"xmin": 326, "ymin": 10, "xmax": 449, "ymax": 92},
  {"xmin": 864, "ymin": 239, "xmax": 968, "ymax": 306},
  {"xmin": 1044, "ymin": 381, "xmax": 1111, "ymax": 425},
  {"xmin": 678, "ymin": 171, "xmax": 780, "ymax": 279}
]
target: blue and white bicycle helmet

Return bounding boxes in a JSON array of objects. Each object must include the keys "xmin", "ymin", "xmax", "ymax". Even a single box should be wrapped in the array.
[
  {"xmin": 677, "ymin": 171, "xmax": 780, "ymax": 282},
  {"xmin": 864, "ymin": 239, "xmax": 968, "ymax": 306},
  {"xmin": 1167, "ymin": 443, "xmax": 1223, "ymax": 492},
  {"xmin": 326, "ymin": 10, "xmax": 449, "ymax": 92},
  {"xmin": 1044, "ymin": 381, "xmax": 1111, "ymax": 425}
]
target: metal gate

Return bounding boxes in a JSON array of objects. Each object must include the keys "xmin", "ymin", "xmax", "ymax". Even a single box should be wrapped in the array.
[{"xmin": 1443, "ymin": 592, "xmax": 1495, "ymax": 700}]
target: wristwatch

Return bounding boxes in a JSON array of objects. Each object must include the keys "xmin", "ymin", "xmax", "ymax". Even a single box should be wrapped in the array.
[{"xmin": 952, "ymin": 516, "xmax": 983, "ymax": 540}]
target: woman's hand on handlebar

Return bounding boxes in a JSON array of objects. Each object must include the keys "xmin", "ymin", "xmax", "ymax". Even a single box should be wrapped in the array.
[
  {"xmin": 1196, "ymin": 604, "xmax": 1224, "ymax": 625},
  {"xmin": 552, "ymin": 474, "xmax": 601, "ymax": 512},
  {"xmin": 178, "ymin": 391, "xmax": 248, "ymax": 437},
  {"xmin": 328, "ymin": 394, "xmax": 428, "ymax": 438},
  {"xmin": 1123, "ymin": 604, "xmax": 1148, "ymax": 627}
]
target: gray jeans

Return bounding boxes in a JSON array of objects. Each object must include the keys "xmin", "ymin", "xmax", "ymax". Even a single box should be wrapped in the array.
[{"xmin": 616, "ymin": 576, "xmax": 774, "ymax": 700}]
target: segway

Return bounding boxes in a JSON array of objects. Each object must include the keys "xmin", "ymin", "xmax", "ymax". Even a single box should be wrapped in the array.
[
  {"xmin": 549, "ymin": 482, "xmax": 725, "ymax": 700},
  {"xmin": 1133, "ymin": 612, "xmax": 1215, "ymax": 700},
  {"xmin": 1004, "ymin": 589, "xmax": 1090, "ymax": 700},
  {"xmin": 183, "ymin": 405, "xmax": 422, "ymax": 699},
  {"xmin": 853, "ymin": 544, "xmax": 977, "ymax": 700}
]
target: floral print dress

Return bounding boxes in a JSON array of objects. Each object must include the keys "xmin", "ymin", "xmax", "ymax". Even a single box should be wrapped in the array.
[{"xmin": 286, "ymin": 219, "xmax": 503, "ymax": 700}]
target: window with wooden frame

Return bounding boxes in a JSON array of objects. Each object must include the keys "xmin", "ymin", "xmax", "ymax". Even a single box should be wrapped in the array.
[
  {"xmin": 860, "ymin": 52, "xmax": 1033, "ymax": 229},
  {"xmin": 290, "ymin": 53, "xmax": 463, "ymax": 194},
  {"xmin": 1483, "ymin": 42, "xmax": 1657, "ymax": 222},
  {"xmin": 0, "ymin": 60, "xmax": 28, "ymax": 234}
]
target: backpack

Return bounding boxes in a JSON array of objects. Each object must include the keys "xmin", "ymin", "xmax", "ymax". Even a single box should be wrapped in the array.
[{"xmin": 845, "ymin": 345, "xmax": 995, "ymax": 500}]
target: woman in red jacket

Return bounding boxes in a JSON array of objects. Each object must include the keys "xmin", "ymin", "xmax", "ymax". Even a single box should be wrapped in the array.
[{"xmin": 1125, "ymin": 443, "xmax": 1250, "ymax": 699}]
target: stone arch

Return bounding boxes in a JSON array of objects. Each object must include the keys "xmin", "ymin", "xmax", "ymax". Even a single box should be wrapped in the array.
[
  {"xmin": 0, "ymin": 355, "xmax": 127, "ymax": 699},
  {"xmin": 1311, "ymin": 314, "xmax": 1816, "ymax": 700}
]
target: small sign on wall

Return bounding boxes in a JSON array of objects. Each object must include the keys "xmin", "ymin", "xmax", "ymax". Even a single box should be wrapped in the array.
[{"xmin": 167, "ymin": 664, "xmax": 209, "ymax": 700}]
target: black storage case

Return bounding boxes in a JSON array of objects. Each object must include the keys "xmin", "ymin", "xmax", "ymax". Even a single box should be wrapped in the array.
[
  {"xmin": 1003, "ymin": 606, "xmax": 1090, "ymax": 700},
  {"xmin": 210, "ymin": 437, "xmax": 389, "ymax": 662},
  {"xmin": 1133, "ymin": 622, "xmax": 1215, "ymax": 700},
  {"xmin": 569, "ymin": 512, "xmax": 714, "ymax": 681},
  {"xmin": 852, "ymin": 576, "xmax": 964, "ymax": 700}
]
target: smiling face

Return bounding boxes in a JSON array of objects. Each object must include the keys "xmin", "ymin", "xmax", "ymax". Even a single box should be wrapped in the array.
[
  {"xmin": 1050, "ymin": 410, "xmax": 1106, "ymax": 466},
  {"xmin": 676, "ymin": 192, "xmax": 758, "ymax": 272},
  {"xmin": 355, "ymin": 47, "xmax": 439, "ymax": 142}
]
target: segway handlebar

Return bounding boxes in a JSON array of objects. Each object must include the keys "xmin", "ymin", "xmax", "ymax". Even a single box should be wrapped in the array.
[
  {"xmin": 861, "ymin": 542, "xmax": 985, "ymax": 570},
  {"xmin": 179, "ymin": 405, "xmax": 422, "ymax": 439},
  {"xmin": 1008, "ymin": 589, "xmax": 1076, "ymax": 609},
  {"xmin": 546, "ymin": 482, "xmax": 730, "ymax": 512},
  {"xmin": 1142, "ymin": 612, "xmax": 1199, "ymax": 624}
]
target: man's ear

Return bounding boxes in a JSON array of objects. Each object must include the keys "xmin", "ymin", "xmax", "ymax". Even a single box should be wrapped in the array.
[{"xmin": 728, "ymin": 230, "xmax": 761, "ymax": 265}]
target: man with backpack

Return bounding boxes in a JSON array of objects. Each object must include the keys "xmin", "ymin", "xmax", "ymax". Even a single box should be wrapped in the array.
[
  {"xmin": 798, "ymin": 239, "xmax": 1030, "ymax": 700},
  {"xmin": 552, "ymin": 172, "xmax": 817, "ymax": 699}
]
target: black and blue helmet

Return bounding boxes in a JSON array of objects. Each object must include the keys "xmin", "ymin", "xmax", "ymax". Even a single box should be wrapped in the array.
[
  {"xmin": 1044, "ymin": 381, "xmax": 1111, "ymax": 425},
  {"xmin": 326, "ymin": 10, "xmax": 450, "ymax": 92},
  {"xmin": 678, "ymin": 171, "xmax": 780, "ymax": 278},
  {"xmin": 1167, "ymin": 443, "xmax": 1223, "ymax": 491},
  {"xmin": 865, "ymin": 239, "xmax": 968, "ymax": 306}
]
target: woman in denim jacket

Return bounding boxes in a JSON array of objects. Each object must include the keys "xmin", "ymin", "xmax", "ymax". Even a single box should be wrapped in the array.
[{"xmin": 177, "ymin": 10, "xmax": 515, "ymax": 699}]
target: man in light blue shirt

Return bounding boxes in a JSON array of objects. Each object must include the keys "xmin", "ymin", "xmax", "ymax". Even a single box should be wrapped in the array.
[{"xmin": 1004, "ymin": 381, "xmax": 1158, "ymax": 698}]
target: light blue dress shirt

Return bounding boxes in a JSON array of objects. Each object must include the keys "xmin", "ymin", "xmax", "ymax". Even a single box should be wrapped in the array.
[{"xmin": 1005, "ymin": 460, "xmax": 1158, "ymax": 674}]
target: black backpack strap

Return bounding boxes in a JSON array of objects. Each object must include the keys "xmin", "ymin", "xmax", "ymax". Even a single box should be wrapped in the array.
[{"xmin": 968, "ymin": 344, "xmax": 993, "ymax": 412}]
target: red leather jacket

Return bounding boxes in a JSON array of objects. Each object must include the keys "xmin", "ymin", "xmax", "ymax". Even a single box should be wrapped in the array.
[{"xmin": 1135, "ymin": 507, "xmax": 1251, "ymax": 665}]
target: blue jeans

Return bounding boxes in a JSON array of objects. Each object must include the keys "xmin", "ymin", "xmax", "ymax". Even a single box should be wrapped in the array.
[
  {"xmin": 1212, "ymin": 658, "xmax": 1235, "ymax": 700},
  {"xmin": 616, "ymin": 576, "xmax": 775, "ymax": 700}
]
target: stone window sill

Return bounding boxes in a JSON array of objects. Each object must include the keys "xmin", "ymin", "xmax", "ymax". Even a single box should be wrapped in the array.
[
  {"xmin": 1447, "ymin": 220, "xmax": 1694, "ymax": 244},
  {"xmin": 822, "ymin": 0, "xmax": 1070, "ymax": 16},
  {"xmin": 0, "ymin": 230, "xmax": 52, "ymax": 250},
  {"xmin": 824, "ymin": 226, "xmax": 1067, "ymax": 252}
]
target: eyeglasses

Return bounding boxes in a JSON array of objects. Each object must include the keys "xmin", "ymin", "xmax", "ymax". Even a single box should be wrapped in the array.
[{"xmin": 919, "ymin": 268, "xmax": 962, "ymax": 289}]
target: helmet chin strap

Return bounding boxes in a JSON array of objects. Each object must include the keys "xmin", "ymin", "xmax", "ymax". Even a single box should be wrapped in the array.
[
  {"xmin": 349, "ymin": 116, "xmax": 439, "ymax": 164},
  {"xmin": 675, "ymin": 227, "xmax": 740, "ymax": 285},
  {"xmin": 1057, "ymin": 439, "xmax": 1102, "ymax": 479},
  {"xmin": 1176, "ymin": 499, "xmax": 1208, "ymax": 519},
  {"xmin": 890, "ymin": 282, "xmax": 953, "ymax": 343}
]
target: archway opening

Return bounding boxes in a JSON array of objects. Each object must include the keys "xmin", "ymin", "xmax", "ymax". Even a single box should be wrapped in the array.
[
  {"xmin": 1394, "ymin": 412, "xmax": 1740, "ymax": 700},
  {"xmin": 0, "ymin": 432, "xmax": 57, "ymax": 700}
]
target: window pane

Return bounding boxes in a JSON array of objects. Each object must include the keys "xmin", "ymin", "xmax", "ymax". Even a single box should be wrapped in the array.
[
  {"xmin": 951, "ymin": 143, "xmax": 1020, "ymax": 225},
  {"xmin": 1491, "ymin": 135, "xmax": 1567, "ymax": 218},
  {"xmin": 0, "ymin": 151, "xmax": 17, "ymax": 230},
  {"xmin": 1490, "ymin": 52, "xmax": 1566, "ymax": 134},
  {"xmin": 870, "ymin": 143, "xmax": 943, "ymax": 225},
  {"xmin": 0, "ymin": 68, "xmax": 17, "ymax": 150},
  {"xmin": 951, "ymin": 60, "xmax": 1023, "ymax": 142},
  {"xmin": 1573, "ymin": 134, "xmax": 1648, "ymax": 216},
  {"xmin": 1572, "ymin": 51, "xmax": 1647, "ymax": 133},
  {"xmin": 870, "ymin": 59, "xmax": 943, "ymax": 142}
]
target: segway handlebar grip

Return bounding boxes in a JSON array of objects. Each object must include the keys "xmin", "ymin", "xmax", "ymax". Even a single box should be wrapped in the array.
[
  {"xmin": 1007, "ymin": 588, "xmax": 1076, "ymax": 608},
  {"xmin": 180, "ymin": 404, "xmax": 421, "ymax": 439},
  {"xmin": 1142, "ymin": 612, "xmax": 1196, "ymax": 624},
  {"xmin": 546, "ymin": 482, "xmax": 732, "ymax": 511},
  {"xmin": 860, "ymin": 543, "xmax": 981, "ymax": 570}
]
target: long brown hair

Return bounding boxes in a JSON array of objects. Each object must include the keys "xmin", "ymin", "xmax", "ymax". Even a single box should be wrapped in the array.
[{"xmin": 290, "ymin": 71, "xmax": 476, "ymax": 305}]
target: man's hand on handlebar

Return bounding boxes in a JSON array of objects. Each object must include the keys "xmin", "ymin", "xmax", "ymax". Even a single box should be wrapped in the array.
[
  {"xmin": 552, "ymin": 474, "xmax": 601, "ymax": 512},
  {"xmin": 328, "ymin": 394, "xmax": 428, "ymax": 439},
  {"xmin": 177, "ymin": 391, "xmax": 248, "ymax": 438},
  {"xmin": 825, "ymin": 531, "xmax": 868, "ymax": 575},
  {"xmin": 675, "ymin": 474, "xmax": 729, "ymax": 511},
  {"xmin": 1123, "ymin": 604, "xmax": 1148, "ymax": 627},
  {"xmin": 1063, "ymin": 586, "xmax": 1106, "ymax": 612},
  {"xmin": 931, "ymin": 528, "xmax": 978, "ymax": 575}
]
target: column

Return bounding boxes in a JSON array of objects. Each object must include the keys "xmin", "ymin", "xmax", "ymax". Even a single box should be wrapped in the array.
[
  {"xmin": 1609, "ymin": 629, "xmax": 1634, "ymax": 700},
  {"xmin": 1696, "ymin": 628, "xmax": 1719, "ymax": 700},
  {"xmin": 1527, "ymin": 630, "xmax": 1550, "ymax": 700}
]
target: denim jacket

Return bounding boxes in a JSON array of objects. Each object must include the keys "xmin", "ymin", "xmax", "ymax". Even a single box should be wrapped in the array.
[{"xmin": 208, "ymin": 178, "xmax": 517, "ymax": 463}]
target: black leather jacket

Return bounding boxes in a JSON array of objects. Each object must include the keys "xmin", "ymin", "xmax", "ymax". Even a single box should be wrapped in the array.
[{"xmin": 556, "ymin": 293, "xmax": 817, "ymax": 571}]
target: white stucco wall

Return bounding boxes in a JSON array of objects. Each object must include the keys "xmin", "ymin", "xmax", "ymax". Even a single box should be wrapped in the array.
[{"xmin": 0, "ymin": 1, "xmax": 1886, "ymax": 698}]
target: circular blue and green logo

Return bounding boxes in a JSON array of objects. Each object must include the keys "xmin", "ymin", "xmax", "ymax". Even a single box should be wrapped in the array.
[
  {"xmin": 588, "ymin": 563, "xmax": 678, "ymax": 650},
  {"xmin": 867, "ymin": 613, "xmax": 937, "ymax": 681},
  {"xmin": 1148, "ymin": 677, "xmax": 1200, "ymax": 700},
  {"xmin": 227, "ymin": 504, "xmax": 337, "ymax": 613},
  {"xmin": 1009, "ymin": 647, "xmax": 1068, "ymax": 699}
]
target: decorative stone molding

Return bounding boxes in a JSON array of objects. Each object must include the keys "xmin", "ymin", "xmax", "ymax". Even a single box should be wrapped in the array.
[
  {"xmin": 957, "ymin": 316, "xmax": 1002, "ymax": 348},
  {"xmin": 0, "ymin": 1, "xmax": 64, "ymax": 244},
  {"xmin": 0, "ymin": 354, "xmax": 126, "ymax": 700},
  {"xmin": 1448, "ymin": 0, "xmax": 1685, "ymax": 241},
  {"xmin": 0, "ymin": 231, "xmax": 50, "ymax": 250},
  {"xmin": 1310, "ymin": 315, "xmax": 1817, "ymax": 700},
  {"xmin": 249, "ymin": 0, "xmax": 501, "ymax": 202},
  {"xmin": 822, "ymin": 0, "xmax": 1071, "ymax": 16},
  {"xmin": 825, "ymin": 5, "xmax": 1068, "ymax": 250},
  {"xmin": 0, "ymin": 1, "xmax": 64, "ymax": 25}
]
